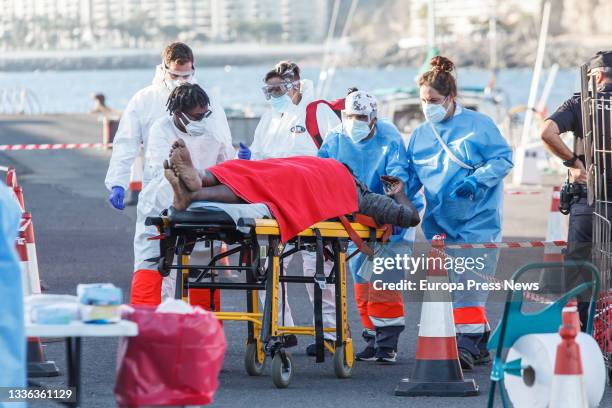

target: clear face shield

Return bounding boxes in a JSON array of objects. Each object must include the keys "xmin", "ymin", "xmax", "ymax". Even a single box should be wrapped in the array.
[{"xmin": 261, "ymin": 80, "xmax": 299, "ymax": 100}]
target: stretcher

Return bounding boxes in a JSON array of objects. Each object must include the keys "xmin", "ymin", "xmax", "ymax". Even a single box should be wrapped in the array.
[{"xmin": 146, "ymin": 205, "xmax": 390, "ymax": 388}]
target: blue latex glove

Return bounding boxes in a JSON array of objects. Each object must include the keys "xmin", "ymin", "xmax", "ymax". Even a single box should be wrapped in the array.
[
  {"xmin": 392, "ymin": 225, "xmax": 403, "ymax": 236},
  {"xmin": 238, "ymin": 143, "xmax": 251, "ymax": 160},
  {"xmin": 450, "ymin": 177, "xmax": 478, "ymax": 199},
  {"xmin": 109, "ymin": 186, "xmax": 125, "ymax": 210}
]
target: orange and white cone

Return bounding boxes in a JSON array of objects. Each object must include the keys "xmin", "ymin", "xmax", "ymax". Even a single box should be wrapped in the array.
[
  {"xmin": 125, "ymin": 150, "xmax": 143, "ymax": 206},
  {"xmin": 395, "ymin": 235, "xmax": 479, "ymax": 397},
  {"xmin": 540, "ymin": 186, "xmax": 567, "ymax": 291},
  {"xmin": 22, "ymin": 213, "xmax": 42, "ymax": 296},
  {"xmin": 6, "ymin": 167, "xmax": 17, "ymax": 188},
  {"xmin": 549, "ymin": 307, "xmax": 588, "ymax": 408},
  {"xmin": 16, "ymin": 215, "xmax": 59, "ymax": 377}
]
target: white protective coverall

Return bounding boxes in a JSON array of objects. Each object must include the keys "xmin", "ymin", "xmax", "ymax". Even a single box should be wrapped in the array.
[
  {"xmin": 138, "ymin": 114, "xmax": 234, "ymax": 300},
  {"xmin": 105, "ymin": 65, "xmax": 171, "ymax": 191},
  {"xmin": 250, "ymin": 79, "xmax": 340, "ymax": 337}
]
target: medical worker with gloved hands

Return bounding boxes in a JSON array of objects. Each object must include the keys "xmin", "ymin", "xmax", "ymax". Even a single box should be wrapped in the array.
[
  {"xmin": 106, "ymin": 42, "xmax": 197, "ymax": 303},
  {"xmin": 130, "ymin": 83, "xmax": 233, "ymax": 306},
  {"xmin": 318, "ymin": 89, "xmax": 423, "ymax": 364},
  {"xmin": 106, "ymin": 42, "xmax": 197, "ymax": 209},
  {"xmin": 239, "ymin": 61, "xmax": 340, "ymax": 354},
  {"xmin": 405, "ymin": 56, "xmax": 513, "ymax": 370}
]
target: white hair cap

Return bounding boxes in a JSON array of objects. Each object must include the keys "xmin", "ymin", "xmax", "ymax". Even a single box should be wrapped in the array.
[{"xmin": 345, "ymin": 90, "xmax": 377, "ymax": 119}]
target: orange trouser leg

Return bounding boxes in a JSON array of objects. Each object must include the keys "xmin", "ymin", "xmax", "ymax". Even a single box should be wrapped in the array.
[
  {"xmin": 453, "ymin": 306, "xmax": 488, "ymax": 333},
  {"xmin": 355, "ymin": 283, "xmax": 375, "ymax": 330},
  {"xmin": 131, "ymin": 269, "xmax": 162, "ymax": 306},
  {"xmin": 189, "ymin": 288, "xmax": 221, "ymax": 311},
  {"xmin": 368, "ymin": 287, "xmax": 404, "ymax": 326}
]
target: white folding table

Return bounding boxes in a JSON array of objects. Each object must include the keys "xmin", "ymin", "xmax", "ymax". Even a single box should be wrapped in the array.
[{"xmin": 26, "ymin": 320, "xmax": 138, "ymax": 407}]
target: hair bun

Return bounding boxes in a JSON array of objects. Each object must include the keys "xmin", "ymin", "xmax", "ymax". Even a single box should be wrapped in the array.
[{"xmin": 429, "ymin": 56, "xmax": 455, "ymax": 73}]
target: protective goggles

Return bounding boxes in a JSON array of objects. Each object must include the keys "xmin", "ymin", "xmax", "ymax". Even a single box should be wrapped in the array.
[
  {"xmin": 164, "ymin": 65, "xmax": 195, "ymax": 80},
  {"xmin": 261, "ymin": 81, "xmax": 299, "ymax": 100}
]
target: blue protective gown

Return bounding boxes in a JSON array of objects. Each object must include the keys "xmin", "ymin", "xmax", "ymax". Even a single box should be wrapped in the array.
[
  {"xmin": 406, "ymin": 104, "xmax": 513, "ymax": 313},
  {"xmin": 405, "ymin": 104, "xmax": 513, "ymax": 243},
  {"xmin": 0, "ymin": 184, "xmax": 26, "ymax": 402},
  {"xmin": 319, "ymin": 118, "xmax": 423, "ymax": 282}
]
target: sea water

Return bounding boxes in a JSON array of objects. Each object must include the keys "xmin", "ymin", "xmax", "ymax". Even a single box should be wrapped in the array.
[{"xmin": 0, "ymin": 65, "xmax": 580, "ymax": 114}]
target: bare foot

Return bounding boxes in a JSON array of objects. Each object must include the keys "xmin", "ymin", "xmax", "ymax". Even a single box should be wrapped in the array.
[
  {"xmin": 169, "ymin": 139, "xmax": 202, "ymax": 192},
  {"xmin": 164, "ymin": 160, "xmax": 192, "ymax": 211}
]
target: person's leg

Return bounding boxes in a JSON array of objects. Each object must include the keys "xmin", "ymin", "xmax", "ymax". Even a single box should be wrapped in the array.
[
  {"xmin": 165, "ymin": 160, "xmax": 245, "ymax": 211},
  {"xmin": 258, "ymin": 251, "xmax": 297, "ymax": 322},
  {"xmin": 354, "ymin": 178, "xmax": 419, "ymax": 228},
  {"xmin": 450, "ymin": 247, "xmax": 497, "ymax": 369},
  {"xmin": 131, "ymin": 192, "xmax": 163, "ymax": 305},
  {"xmin": 565, "ymin": 197, "xmax": 594, "ymax": 332},
  {"xmin": 302, "ymin": 252, "xmax": 336, "ymax": 341}
]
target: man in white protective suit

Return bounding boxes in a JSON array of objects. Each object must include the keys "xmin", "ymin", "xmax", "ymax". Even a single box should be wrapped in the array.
[
  {"xmin": 131, "ymin": 83, "xmax": 234, "ymax": 305},
  {"xmin": 237, "ymin": 61, "xmax": 341, "ymax": 354}
]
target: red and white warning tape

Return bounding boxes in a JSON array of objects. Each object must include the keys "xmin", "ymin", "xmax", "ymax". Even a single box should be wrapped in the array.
[
  {"xmin": 504, "ymin": 190, "xmax": 542, "ymax": 196},
  {"xmin": 0, "ymin": 143, "xmax": 111, "ymax": 151},
  {"xmin": 446, "ymin": 240, "xmax": 566, "ymax": 250}
]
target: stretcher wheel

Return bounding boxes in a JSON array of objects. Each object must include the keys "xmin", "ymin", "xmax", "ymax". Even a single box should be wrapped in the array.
[
  {"xmin": 271, "ymin": 351, "xmax": 293, "ymax": 388},
  {"xmin": 333, "ymin": 345, "xmax": 352, "ymax": 379},
  {"xmin": 244, "ymin": 342, "xmax": 265, "ymax": 376}
]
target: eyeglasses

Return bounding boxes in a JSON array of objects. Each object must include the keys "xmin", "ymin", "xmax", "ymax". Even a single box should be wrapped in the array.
[
  {"xmin": 183, "ymin": 109, "xmax": 212, "ymax": 122},
  {"xmin": 261, "ymin": 81, "xmax": 299, "ymax": 100}
]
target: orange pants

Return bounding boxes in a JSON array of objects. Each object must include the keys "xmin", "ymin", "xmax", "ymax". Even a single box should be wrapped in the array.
[
  {"xmin": 354, "ymin": 282, "xmax": 404, "ymax": 329},
  {"xmin": 130, "ymin": 269, "xmax": 220, "ymax": 311}
]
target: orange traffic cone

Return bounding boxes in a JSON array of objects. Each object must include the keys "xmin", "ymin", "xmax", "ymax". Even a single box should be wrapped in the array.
[
  {"xmin": 17, "ymin": 216, "xmax": 59, "ymax": 378},
  {"xmin": 6, "ymin": 167, "xmax": 17, "ymax": 188},
  {"xmin": 125, "ymin": 151, "xmax": 143, "ymax": 206},
  {"xmin": 395, "ymin": 235, "xmax": 479, "ymax": 397},
  {"xmin": 549, "ymin": 307, "xmax": 588, "ymax": 408}
]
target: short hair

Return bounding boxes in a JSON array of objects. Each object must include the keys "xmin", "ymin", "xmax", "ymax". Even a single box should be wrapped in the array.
[
  {"xmin": 166, "ymin": 83, "xmax": 210, "ymax": 114},
  {"xmin": 162, "ymin": 42, "xmax": 194, "ymax": 67},
  {"xmin": 263, "ymin": 60, "xmax": 300, "ymax": 82}
]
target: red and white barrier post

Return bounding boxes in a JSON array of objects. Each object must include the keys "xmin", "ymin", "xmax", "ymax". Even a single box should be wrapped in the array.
[
  {"xmin": 549, "ymin": 307, "xmax": 588, "ymax": 408},
  {"xmin": 540, "ymin": 186, "xmax": 568, "ymax": 292},
  {"xmin": 5, "ymin": 167, "xmax": 60, "ymax": 377}
]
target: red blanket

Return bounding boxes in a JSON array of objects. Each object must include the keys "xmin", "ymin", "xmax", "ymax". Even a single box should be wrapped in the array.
[{"xmin": 208, "ymin": 156, "xmax": 358, "ymax": 242}]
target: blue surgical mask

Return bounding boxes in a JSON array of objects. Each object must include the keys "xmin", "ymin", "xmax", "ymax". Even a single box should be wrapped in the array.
[
  {"xmin": 344, "ymin": 119, "xmax": 371, "ymax": 143},
  {"xmin": 270, "ymin": 94, "xmax": 291, "ymax": 113},
  {"xmin": 422, "ymin": 98, "xmax": 449, "ymax": 123}
]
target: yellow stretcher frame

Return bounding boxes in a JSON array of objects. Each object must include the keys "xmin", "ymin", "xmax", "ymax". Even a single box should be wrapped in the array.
[{"xmin": 158, "ymin": 216, "xmax": 387, "ymax": 388}]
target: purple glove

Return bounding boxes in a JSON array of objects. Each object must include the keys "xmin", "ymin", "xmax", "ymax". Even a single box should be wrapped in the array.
[
  {"xmin": 238, "ymin": 143, "xmax": 251, "ymax": 160},
  {"xmin": 109, "ymin": 186, "xmax": 125, "ymax": 210}
]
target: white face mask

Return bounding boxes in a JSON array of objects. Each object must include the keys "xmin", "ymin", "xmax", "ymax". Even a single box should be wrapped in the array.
[
  {"xmin": 180, "ymin": 115, "xmax": 209, "ymax": 137},
  {"xmin": 166, "ymin": 78, "xmax": 191, "ymax": 92},
  {"xmin": 422, "ymin": 97, "xmax": 450, "ymax": 123}
]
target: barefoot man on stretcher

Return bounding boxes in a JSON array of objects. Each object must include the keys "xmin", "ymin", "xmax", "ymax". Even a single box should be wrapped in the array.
[{"xmin": 164, "ymin": 139, "xmax": 420, "ymax": 241}]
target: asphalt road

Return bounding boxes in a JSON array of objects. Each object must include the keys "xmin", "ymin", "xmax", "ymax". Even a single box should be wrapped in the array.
[{"xmin": 1, "ymin": 114, "xmax": 610, "ymax": 408}]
